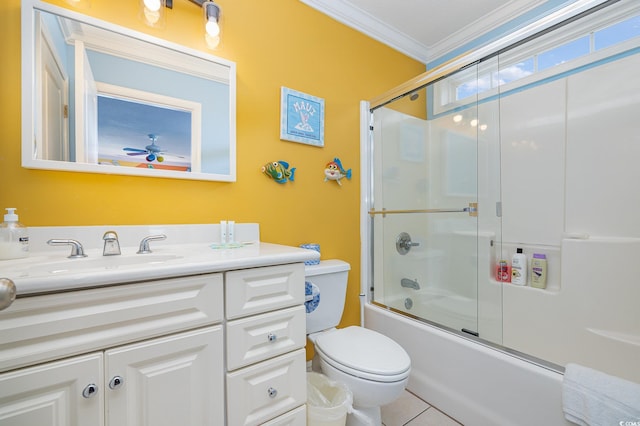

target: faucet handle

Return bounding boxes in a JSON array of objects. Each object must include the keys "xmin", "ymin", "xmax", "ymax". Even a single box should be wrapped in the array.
[
  {"xmin": 47, "ymin": 239, "xmax": 88, "ymax": 258},
  {"xmin": 137, "ymin": 234, "xmax": 167, "ymax": 254},
  {"xmin": 103, "ymin": 230, "xmax": 118, "ymax": 241}
]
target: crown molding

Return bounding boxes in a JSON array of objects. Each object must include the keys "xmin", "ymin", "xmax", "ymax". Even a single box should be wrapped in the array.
[
  {"xmin": 300, "ymin": 0, "xmax": 431, "ymax": 63},
  {"xmin": 427, "ymin": 0, "xmax": 546, "ymax": 61},
  {"xmin": 300, "ymin": 0, "xmax": 545, "ymax": 65}
]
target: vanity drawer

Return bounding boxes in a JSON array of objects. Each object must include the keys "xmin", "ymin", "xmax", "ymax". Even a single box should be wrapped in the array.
[
  {"xmin": 261, "ymin": 405, "xmax": 306, "ymax": 426},
  {"xmin": 0, "ymin": 273, "xmax": 223, "ymax": 372},
  {"xmin": 226, "ymin": 349, "xmax": 306, "ymax": 426},
  {"xmin": 226, "ymin": 305, "xmax": 306, "ymax": 370},
  {"xmin": 225, "ymin": 263, "xmax": 305, "ymax": 319}
]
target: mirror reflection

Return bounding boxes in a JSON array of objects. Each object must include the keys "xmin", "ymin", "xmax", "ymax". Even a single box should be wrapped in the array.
[{"xmin": 23, "ymin": 0, "xmax": 236, "ymax": 181}]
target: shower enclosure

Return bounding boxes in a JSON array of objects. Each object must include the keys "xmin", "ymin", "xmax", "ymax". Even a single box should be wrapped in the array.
[
  {"xmin": 363, "ymin": 0, "xmax": 640, "ymax": 385},
  {"xmin": 367, "ymin": 56, "xmax": 504, "ymax": 344}
]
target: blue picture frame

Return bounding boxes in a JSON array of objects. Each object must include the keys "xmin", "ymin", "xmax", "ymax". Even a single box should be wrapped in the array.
[{"xmin": 280, "ymin": 87, "xmax": 324, "ymax": 147}]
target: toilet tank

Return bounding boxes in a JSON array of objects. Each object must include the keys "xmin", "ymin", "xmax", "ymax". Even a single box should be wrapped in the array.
[{"xmin": 305, "ymin": 260, "xmax": 350, "ymax": 334}]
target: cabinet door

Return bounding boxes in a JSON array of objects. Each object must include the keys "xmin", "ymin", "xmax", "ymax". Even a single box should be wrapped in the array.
[
  {"xmin": 0, "ymin": 353, "xmax": 103, "ymax": 426},
  {"xmin": 104, "ymin": 326, "xmax": 223, "ymax": 426}
]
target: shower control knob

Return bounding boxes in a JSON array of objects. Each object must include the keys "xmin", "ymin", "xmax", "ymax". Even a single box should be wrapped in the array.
[{"xmin": 396, "ymin": 232, "xmax": 419, "ymax": 255}]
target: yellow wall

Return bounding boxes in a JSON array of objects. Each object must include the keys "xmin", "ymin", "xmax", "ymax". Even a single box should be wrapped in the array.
[{"xmin": 0, "ymin": 0, "xmax": 424, "ymax": 331}]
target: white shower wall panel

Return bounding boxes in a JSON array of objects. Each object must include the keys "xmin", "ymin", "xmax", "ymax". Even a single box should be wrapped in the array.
[
  {"xmin": 504, "ymin": 238, "xmax": 640, "ymax": 383},
  {"xmin": 565, "ymin": 52, "xmax": 640, "ymax": 238},
  {"xmin": 499, "ymin": 79, "xmax": 567, "ymax": 247}
]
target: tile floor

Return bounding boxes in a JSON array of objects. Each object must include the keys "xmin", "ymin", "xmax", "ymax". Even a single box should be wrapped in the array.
[{"xmin": 380, "ymin": 390, "xmax": 463, "ymax": 426}]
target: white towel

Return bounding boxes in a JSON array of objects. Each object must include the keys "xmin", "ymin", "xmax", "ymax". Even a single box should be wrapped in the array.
[{"xmin": 562, "ymin": 363, "xmax": 640, "ymax": 426}]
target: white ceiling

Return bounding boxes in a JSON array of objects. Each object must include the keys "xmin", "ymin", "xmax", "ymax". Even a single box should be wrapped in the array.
[{"xmin": 300, "ymin": 0, "xmax": 545, "ymax": 64}]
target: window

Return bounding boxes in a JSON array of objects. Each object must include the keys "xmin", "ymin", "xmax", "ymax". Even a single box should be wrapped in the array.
[
  {"xmin": 434, "ymin": 2, "xmax": 640, "ymax": 115},
  {"xmin": 595, "ymin": 16, "xmax": 640, "ymax": 50}
]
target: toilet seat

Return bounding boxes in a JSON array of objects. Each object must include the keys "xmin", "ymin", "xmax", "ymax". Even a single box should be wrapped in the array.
[{"xmin": 314, "ymin": 326, "xmax": 411, "ymax": 383}]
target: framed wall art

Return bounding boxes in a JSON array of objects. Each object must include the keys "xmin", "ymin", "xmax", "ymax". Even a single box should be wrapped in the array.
[{"xmin": 280, "ymin": 87, "xmax": 324, "ymax": 147}]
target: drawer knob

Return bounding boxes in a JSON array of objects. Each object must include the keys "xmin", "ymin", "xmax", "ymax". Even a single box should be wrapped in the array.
[
  {"xmin": 82, "ymin": 384, "xmax": 98, "ymax": 398},
  {"xmin": 0, "ymin": 278, "xmax": 16, "ymax": 311},
  {"xmin": 267, "ymin": 333, "xmax": 277, "ymax": 342},
  {"xmin": 267, "ymin": 387, "xmax": 278, "ymax": 398},
  {"xmin": 109, "ymin": 376, "xmax": 124, "ymax": 390}
]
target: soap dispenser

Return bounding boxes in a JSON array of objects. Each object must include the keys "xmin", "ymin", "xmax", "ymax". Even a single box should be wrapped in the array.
[{"xmin": 0, "ymin": 208, "xmax": 29, "ymax": 260}]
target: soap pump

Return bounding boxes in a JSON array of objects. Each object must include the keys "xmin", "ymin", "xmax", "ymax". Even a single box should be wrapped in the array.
[{"xmin": 0, "ymin": 208, "xmax": 29, "ymax": 260}]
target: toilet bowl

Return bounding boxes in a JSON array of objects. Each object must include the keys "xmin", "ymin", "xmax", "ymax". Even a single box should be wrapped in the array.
[{"xmin": 305, "ymin": 260, "xmax": 411, "ymax": 426}]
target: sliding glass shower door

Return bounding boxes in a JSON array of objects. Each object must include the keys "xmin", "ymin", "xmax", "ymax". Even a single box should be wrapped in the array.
[{"xmin": 369, "ymin": 59, "xmax": 502, "ymax": 341}]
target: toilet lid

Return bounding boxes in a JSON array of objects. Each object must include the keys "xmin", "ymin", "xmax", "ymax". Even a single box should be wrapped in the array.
[{"xmin": 315, "ymin": 326, "xmax": 411, "ymax": 382}]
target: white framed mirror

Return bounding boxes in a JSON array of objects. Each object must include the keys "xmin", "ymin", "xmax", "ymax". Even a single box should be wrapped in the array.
[{"xmin": 21, "ymin": 0, "xmax": 236, "ymax": 182}]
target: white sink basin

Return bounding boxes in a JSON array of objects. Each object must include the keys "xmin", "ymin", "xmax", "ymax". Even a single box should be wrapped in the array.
[
  {"xmin": 28, "ymin": 254, "xmax": 184, "ymax": 274},
  {"xmin": 2, "ymin": 252, "xmax": 186, "ymax": 279}
]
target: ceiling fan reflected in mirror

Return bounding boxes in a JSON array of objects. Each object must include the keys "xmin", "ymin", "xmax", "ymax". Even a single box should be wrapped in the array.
[{"xmin": 122, "ymin": 134, "xmax": 183, "ymax": 163}]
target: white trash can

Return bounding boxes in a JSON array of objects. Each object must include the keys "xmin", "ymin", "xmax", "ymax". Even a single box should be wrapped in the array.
[{"xmin": 307, "ymin": 372, "xmax": 353, "ymax": 426}]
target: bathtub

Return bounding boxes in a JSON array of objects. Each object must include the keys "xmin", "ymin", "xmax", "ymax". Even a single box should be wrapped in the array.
[
  {"xmin": 385, "ymin": 288, "xmax": 477, "ymax": 334},
  {"xmin": 364, "ymin": 303, "xmax": 572, "ymax": 426}
]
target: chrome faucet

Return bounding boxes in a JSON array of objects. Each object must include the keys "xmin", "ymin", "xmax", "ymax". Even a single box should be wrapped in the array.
[
  {"xmin": 102, "ymin": 231, "xmax": 121, "ymax": 256},
  {"xmin": 47, "ymin": 239, "xmax": 87, "ymax": 258},
  {"xmin": 137, "ymin": 234, "xmax": 167, "ymax": 254},
  {"xmin": 401, "ymin": 277, "xmax": 420, "ymax": 290}
]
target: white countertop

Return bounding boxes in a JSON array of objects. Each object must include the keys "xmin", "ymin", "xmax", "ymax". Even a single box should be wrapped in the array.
[{"xmin": 0, "ymin": 224, "xmax": 319, "ymax": 295}]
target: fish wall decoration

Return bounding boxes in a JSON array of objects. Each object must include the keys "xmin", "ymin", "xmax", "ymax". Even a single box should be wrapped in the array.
[
  {"xmin": 262, "ymin": 160, "xmax": 296, "ymax": 184},
  {"xmin": 324, "ymin": 157, "xmax": 352, "ymax": 186}
]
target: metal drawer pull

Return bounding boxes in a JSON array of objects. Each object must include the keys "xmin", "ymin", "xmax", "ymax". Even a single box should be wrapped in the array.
[
  {"xmin": 109, "ymin": 376, "xmax": 124, "ymax": 390},
  {"xmin": 267, "ymin": 387, "xmax": 278, "ymax": 398},
  {"xmin": 0, "ymin": 278, "xmax": 16, "ymax": 311},
  {"xmin": 267, "ymin": 333, "xmax": 277, "ymax": 342},
  {"xmin": 82, "ymin": 384, "xmax": 98, "ymax": 398}
]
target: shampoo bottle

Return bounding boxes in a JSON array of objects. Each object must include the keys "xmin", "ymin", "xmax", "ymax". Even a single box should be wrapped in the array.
[
  {"xmin": 530, "ymin": 253, "xmax": 548, "ymax": 289},
  {"xmin": 511, "ymin": 248, "xmax": 527, "ymax": 285},
  {"xmin": 0, "ymin": 208, "xmax": 29, "ymax": 260},
  {"xmin": 496, "ymin": 260, "xmax": 511, "ymax": 282}
]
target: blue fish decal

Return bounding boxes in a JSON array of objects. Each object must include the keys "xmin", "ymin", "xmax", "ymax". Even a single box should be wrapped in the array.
[{"xmin": 262, "ymin": 160, "xmax": 296, "ymax": 184}]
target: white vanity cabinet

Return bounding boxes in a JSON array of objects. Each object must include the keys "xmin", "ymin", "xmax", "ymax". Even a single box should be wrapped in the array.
[
  {"xmin": 0, "ymin": 240, "xmax": 314, "ymax": 426},
  {"xmin": 0, "ymin": 273, "xmax": 225, "ymax": 426},
  {"xmin": 225, "ymin": 263, "xmax": 308, "ymax": 426},
  {"xmin": 0, "ymin": 327, "xmax": 223, "ymax": 426}
]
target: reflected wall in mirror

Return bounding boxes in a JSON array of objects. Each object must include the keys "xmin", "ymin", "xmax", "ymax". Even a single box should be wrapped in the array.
[{"xmin": 22, "ymin": 0, "xmax": 236, "ymax": 181}]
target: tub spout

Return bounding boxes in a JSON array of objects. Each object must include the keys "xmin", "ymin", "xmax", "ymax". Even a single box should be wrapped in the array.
[{"xmin": 401, "ymin": 278, "xmax": 420, "ymax": 290}]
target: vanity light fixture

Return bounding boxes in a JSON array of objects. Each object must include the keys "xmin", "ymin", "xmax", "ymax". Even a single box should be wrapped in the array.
[
  {"xmin": 139, "ymin": 0, "xmax": 223, "ymax": 48},
  {"xmin": 203, "ymin": 1, "xmax": 221, "ymax": 37},
  {"xmin": 186, "ymin": 0, "xmax": 222, "ymax": 48},
  {"xmin": 203, "ymin": 0, "xmax": 222, "ymax": 48}
]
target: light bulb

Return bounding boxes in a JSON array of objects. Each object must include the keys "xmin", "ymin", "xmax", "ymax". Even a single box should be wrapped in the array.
[
  {"xmin": 206, "ymin": 20, "xmax": 220, "ymax": 37},
  {"xmin": 470, "ymin": 119, "xmax": 479, "ymax": 127},
  {"xmin": 453, "ymin": 114, "xmax": 463, "ymax": 123},
  {"xmin": 143, "ymin": 0, "xmax": 161, "ymax": 12}
]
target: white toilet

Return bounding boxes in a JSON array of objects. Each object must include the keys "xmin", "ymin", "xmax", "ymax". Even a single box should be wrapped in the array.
[{"xmin": 305, "ymin": 260, "xmax": 411, "ymax": 426}]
